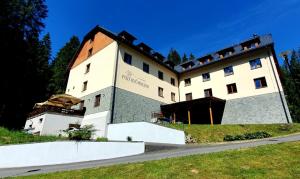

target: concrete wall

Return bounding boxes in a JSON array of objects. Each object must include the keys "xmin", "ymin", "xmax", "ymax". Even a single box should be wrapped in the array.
[
  {"xmin": 24, "ymin": 113, "xmax": 82, "ymax": 136},
  {"xmin": 81, "ymin": 111, "xmax": 110, "ymax": 138},
  {"xmin": 0, "ymin": 141, "xmax": 144, "ymax": 168},
  {"xmin": 179, "ymin": 50, "xmax": 283, "ymax": 101},
  {"xmin": 222, "ymin": 92, "xmax": 291, "ymax": 124},
  {"xmin": 107, "ymin": 122, "xmax": 185, "ymax": 144},
  {"xmin": 113, "ymin": 87, "xmax": 163, "ymax": 123}
]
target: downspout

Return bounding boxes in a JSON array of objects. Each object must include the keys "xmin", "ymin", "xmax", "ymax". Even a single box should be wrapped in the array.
[
  {"xmin": 267, "ymin": 50, "xmax": 290, "ymax": 123},
  {"xmin": 110, "ymin": 42, "xmax": 120, "ymax": 124}
]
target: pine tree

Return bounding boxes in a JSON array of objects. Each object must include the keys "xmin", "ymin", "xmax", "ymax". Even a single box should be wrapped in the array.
[
  {"xmin": 182, "ymin": 53, "xmax": 188, "ymax": 63},
  {"xmin": 189, "ymin": 53, "xmax": 195, "ymax": 60},
  {"xmin": 48, "ymin": 36, "xmax": 80, "ymax": 94},
  {"xmin": 0, "ymin": 0, "xmax": 49, "ymax": 128},
  {"xmin": 167, "ymin": 48, "xmax": 181, "ymax": 65},
  {"xmin": 281, "ymin": 49, "xmax": 300, "ymax": 122}
]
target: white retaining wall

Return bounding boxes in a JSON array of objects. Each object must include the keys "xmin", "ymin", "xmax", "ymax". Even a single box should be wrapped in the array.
[
  {"xmin": 107, "ymin": 122, "xmax": 185, "ymax": 145},
  {"xmin": 81, "ymin": 111, "xmax": 110, "ymax": 138},
  {"xmin": 0, "ymin": 141, "xmax": 144, "ymax": 168}
]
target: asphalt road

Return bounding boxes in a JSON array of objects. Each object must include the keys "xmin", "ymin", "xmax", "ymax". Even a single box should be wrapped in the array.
[{"xmin": 1, "ymin": 134, "xmax": 300, "ymax": 178}]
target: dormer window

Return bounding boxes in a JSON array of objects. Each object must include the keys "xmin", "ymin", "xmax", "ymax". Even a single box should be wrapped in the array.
[
  {"xmin": 118, "ymin": 31, "xmax": 137, "ymax": 44},
  {"xmin": 198, "ymin": 55, "xmax": 213, "ymax": 65},
  {"xmin": 180, "ymin": 61, "xmax": 195, "ymax": 70},
  {"xmin": 153, "ymin": 52, "xmax": 165, "ymax": 61},
  {"xmin": 137, "ymin": 43, "xmax": 152, "ymax": 54},
  {"xmin": 241, "ymin": 38, "xmax": 260, "ymax": 50},
  {"xmin": 218, "ymin": 47, "xmax": 234, "ymax": 59}
]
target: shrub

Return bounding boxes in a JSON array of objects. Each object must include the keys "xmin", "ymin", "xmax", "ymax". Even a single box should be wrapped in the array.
[
  {"xmin": 224, "ymin": 131, "xmax": 272, "ymax": 141},
  {"xmin": 96, "ymin": 137, "xmax": 108, "ymax": 142},
  {"xmin": 223, "ymin": 135, "xmax": 235, "ymax": 141},
  {"xmin": 278, "ymin": 124, "xmax": 293, "ymax": 131},
  {"xmin": 66, "ymin": 125, "xmax": 96, "ymax": 141},
  {"xmin": 127, "ymin": 136, "xmax": 132, "ymax": 142}
]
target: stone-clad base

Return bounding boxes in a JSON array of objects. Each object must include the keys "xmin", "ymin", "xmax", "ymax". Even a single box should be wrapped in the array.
[
  {"xmin": 77, "ymin": 87, "xmax": 113, "ymax": 116},
  {"xmin": 112, "ymin": 88, "xmax": 164, "ymax": 123},
  {"xmin": 222, "ymin": 92, "xmax": 292, "ymax": 124}
]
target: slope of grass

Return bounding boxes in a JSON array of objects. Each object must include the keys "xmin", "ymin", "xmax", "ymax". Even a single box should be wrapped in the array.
[
  {"xmin": 0, "ymin": 127, "xmax": 63, "ymax": 145},
  {"xmin": 163, "ymin": 123, "xmax": 300, "ymax": 143},
  {"xmin": 18, "ymin": 141, "xmax": 300, "ymax": 179}
]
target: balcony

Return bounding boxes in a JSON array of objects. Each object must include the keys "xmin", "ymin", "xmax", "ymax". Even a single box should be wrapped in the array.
[{"xmin": 28, "ymin": 105, "xmax": 85, "ymax": 119}]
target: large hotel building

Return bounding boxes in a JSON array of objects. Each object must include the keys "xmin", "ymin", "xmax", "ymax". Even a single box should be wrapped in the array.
[{"xmin": 66, "ymin": 25, "xmax": 292, "ymax": 136}]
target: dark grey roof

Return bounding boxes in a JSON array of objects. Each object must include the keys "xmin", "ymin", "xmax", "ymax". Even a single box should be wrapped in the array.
[
  {"xmin": 69, "ymin": 25, "xmax": 274, "ymax": 75},
  {"xmin": 175, "ymin": 34, "xmax": 274, "ymax": 73}
]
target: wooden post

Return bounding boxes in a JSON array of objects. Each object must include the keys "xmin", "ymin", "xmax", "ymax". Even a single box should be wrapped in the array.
[
  {"xmin": 209, "ymin": 106, "xmax": 214, "ymax": 126},
  {"xmin": 188, "ymin": 110, "xmax": 191, "ymax": 125},
  {"xmin": 173, "ymin": 112, "xmax": 176, "ymax": 124}
]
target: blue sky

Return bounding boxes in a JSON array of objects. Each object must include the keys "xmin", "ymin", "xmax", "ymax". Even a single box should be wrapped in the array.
[{"xmin": 44, "ymin": 0, "xmax": 300, "ymax": 64}]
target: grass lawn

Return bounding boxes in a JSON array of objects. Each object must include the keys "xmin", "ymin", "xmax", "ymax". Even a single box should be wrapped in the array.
[
  {"xmin": 17, "ymin": 141, "xmax": 300, "ymax": 179},
  {"xmin": 0, "ymin": 127, "xmax": 63, "ymax": 145},
  {"xmin": 163, "ymin": 123, "xmax": 300, "ymax": 143}
]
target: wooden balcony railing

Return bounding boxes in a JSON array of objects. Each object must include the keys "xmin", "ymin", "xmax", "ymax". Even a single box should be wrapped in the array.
[{"xmin": 28, "ymin": 105, "xmax": 85, "ymax": 118}]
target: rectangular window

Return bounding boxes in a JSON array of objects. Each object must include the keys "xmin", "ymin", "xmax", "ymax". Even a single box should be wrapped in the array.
[
  {"xmin": 227, "ymin": 83, "xmax": 237, "ymax": 94},
  {"xmin": 94, "ymin": 94, "xmax": 101, "ymax": 107},
  {"xmin": 202, "ymin": 73, "xmax": 210, "ymax": 81},
  {"xmin": 186, "ymin": 93, "xmax": 193, "ymax": 101},
  {"xmin": 88, "ymin": 48, "xmax": 93, "ymax": 57},
  {"xmin": 82, "ymin": 81, "xmax": 88, "ymax": 91},
  {"xmin": 171, "ymin": 92, "xmax": 176, "ymax": 102},
  {"xmin": 249, "ymin": 58, "xmax": 262, "ymax": 70},
  {"xmin": 224, "ymin": 66, "xmax": 234, "ymax": 76},
  {"xmin": 158, "ymin": 87, "xmax": 164, "ymax": 97},
  {"xmin": 204, "ymin": 88, "xmax": 213, "ymax": 97},
  {"xmin": 158, "ymin": 71, "xmax": 164, "ymax": 80},
  {"xmin": 184, "ymin": 78, "xmax": 191, "ymax": 86},
  {"xmin": 171, "ymin": 78, "xmax": 175, "ymax": 86},
  {"xmin": 79, "ymin": 100, "xmax": 84, "ymax": 110},
  {"xmin": 124, "ymin": 53, "xmax": 132, "ymax": 65},
  {"xmin": 85, "ymin": 63, "xmax": 90, "ymax": 74},
  {"xmin": 254, "ymin": 77, "xmax": 267, "ymax": 89},
  {"xmin": 143, "ymin": 63, "xmax": 149, "ymax": 73}
]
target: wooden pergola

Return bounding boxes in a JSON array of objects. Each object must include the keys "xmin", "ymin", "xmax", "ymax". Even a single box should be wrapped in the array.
[{"xmin": 160, "ymin": 97, "xmax": 226, "ymax": 125}]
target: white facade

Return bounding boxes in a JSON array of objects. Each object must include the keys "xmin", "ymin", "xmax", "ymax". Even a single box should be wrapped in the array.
[
  {"xmin": 66, "ymin": 41, "xmax": 118, "ymax": 98},
  {"xmin": 24, "ymin": 113, "xmax": 82, "ymax": 136},
  {"xmin": 116, "ymin": 45, "xmax": 179, "ymax": 103},
  {"xmin": 179, "ymin": 50, "xmax": 283, "ymax": 101}
]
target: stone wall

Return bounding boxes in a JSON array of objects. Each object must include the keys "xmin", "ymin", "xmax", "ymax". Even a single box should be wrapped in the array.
[
  {"xmin": 112, "ymin": 87, "xmax": 164, "ymax": 123},
  {"xmin": 78, "ymin": 87, "xmax": 113, "ymax": 115},
  {"xmin": 222, "ymin": 92, "xmax": 292, "ymax": 124}
]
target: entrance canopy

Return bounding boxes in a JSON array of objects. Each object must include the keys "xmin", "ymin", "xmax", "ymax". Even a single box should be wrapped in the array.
[{"xmin": 161, "ymin": 97, "xmax": 226, "ymax": 124}]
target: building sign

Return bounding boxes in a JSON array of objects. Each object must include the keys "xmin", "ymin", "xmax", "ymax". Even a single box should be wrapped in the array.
[{"xmin": 121, "ymin": 70, "xmax": 149, "ymax": 88}]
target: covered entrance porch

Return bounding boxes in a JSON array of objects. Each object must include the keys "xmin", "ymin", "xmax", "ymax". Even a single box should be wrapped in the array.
[{"xmin": 160, "ymin": 97, "xmax": 226, "ymax": 125}]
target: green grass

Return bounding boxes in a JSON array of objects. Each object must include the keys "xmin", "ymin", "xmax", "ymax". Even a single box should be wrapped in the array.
[
  {"xmin": 0, "ymin": 127, "xmax": 64, "ymax": 145},
  {"xmin": 17, "ymin": 141, "xmax": 300, "ymax": 179},
  {"xmin": 163, "ymin": 123, "xmax": 300, "ymax": 143}
]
